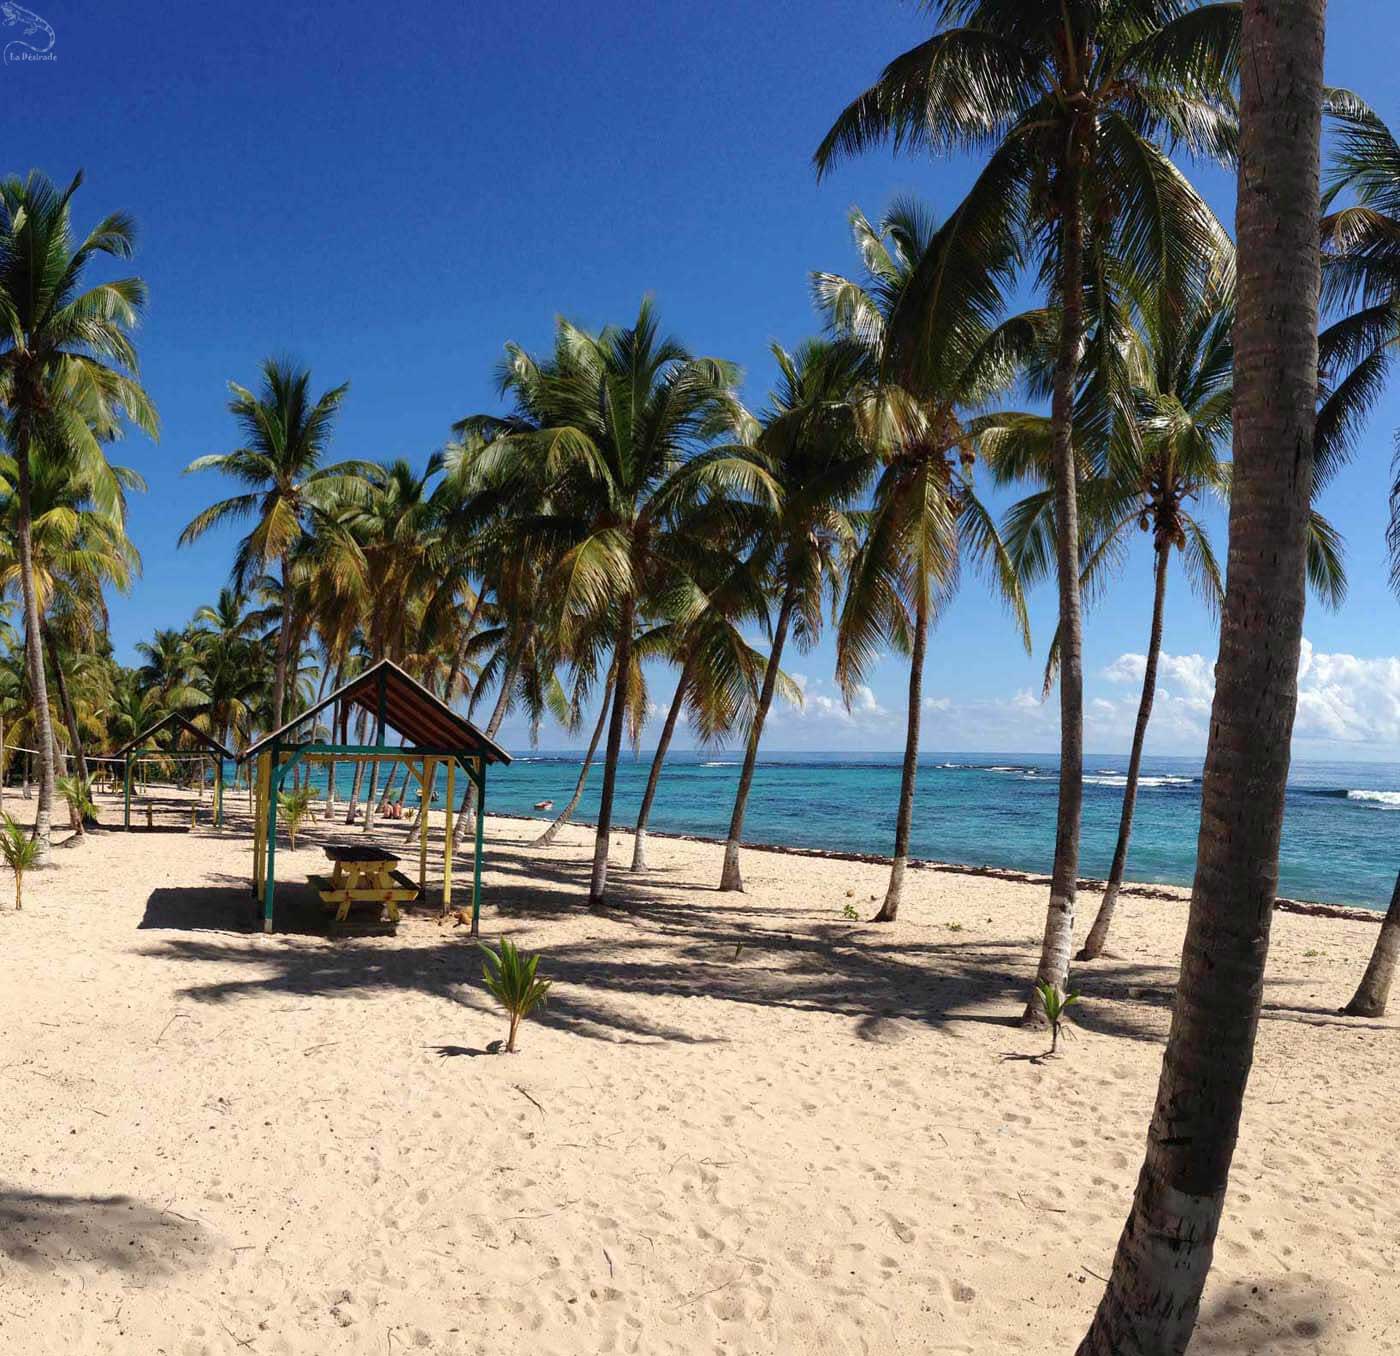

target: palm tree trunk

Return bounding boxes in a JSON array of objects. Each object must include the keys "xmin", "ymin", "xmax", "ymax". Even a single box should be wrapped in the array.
[
  {"xmin": 1079, "ymin": 542, "xmax": 1170, "ymax": 961},
  {"xmin": 588, "ymin": 595, "xmax": 636, "ymax": 907},
  {"xmin": 42, "ymin": 622, "xmax": 90, "ymax": 786},
  {"xmin": 631, "ymin": 655, "xmax": 696, "ymax": 871},
  {"xmin": 1077, "ymin": 7, "xmax": 1325, "ymax": 1349},
  {"xmin": 1, "ymin": 713, "xmax": 6, "ymax": 814},
  {"xmin": 1025, "ymin": 141, "xmax": 1087, "ymax": 1021},
  {"xmin": 442, "ymin": 589, "xmax": 487, "ymax": 702},
  {"xmin": 719, "ymin": 583, "xmax": 797, "ymax": 892},
  {"xmin": 536, "ymin": 675, "xmax": 615, "ymax": 848},
  {"xmin": 375, "ymin": 760, "xmax": 401, "ymax": 815},
  {"xmin": 362, "ymin": 723, "xmax": 386, "ymax": 831},
  {"xmin": 270, "ymin": 554, "xmax": 294, "ymax": 731},
  {"xmin": 874, "ymin": 587, "xmax": 929, "ymax": 922},
  {"xmin": 454, "ymin": 639, "xmax": 527, "ymax": 851},
  {"xmin": 14, "ymin": 433, "xmax": 54, "ymax": 864},
  {"xmin": 345, "ymin": 709, "xmax": 370, "ymax": 824},
  {"xmin": 1343, "ymin": 870, "xmax": 1400, "ymax": 1017}
]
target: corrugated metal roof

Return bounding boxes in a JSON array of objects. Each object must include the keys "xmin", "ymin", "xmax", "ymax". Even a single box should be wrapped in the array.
[
  {"xmin": 238, "ymin": 659, "xmax": 512, "ymax": 765},
  {"xmin": 108, "ymin": 711, "xmax": 236, "ymax": 760}
]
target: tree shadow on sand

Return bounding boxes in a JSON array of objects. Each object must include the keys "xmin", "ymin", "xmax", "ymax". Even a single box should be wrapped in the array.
[
  {"xmin": 1187, "ymin": 1274, "xmax": 1345, "ymax": 1353},
  {"xmin": 0, "ymin": 1186, "xmax": 212, "ymax": 1276},
  {"xmin": 125, "ymin": 838, "xmax": 1335, "ymax": 1050}
]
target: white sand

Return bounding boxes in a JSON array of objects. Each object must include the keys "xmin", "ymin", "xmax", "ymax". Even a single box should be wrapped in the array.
[{"xmin": 0, "ymin": 789, "xmax": 1396, "ymax": 1354}]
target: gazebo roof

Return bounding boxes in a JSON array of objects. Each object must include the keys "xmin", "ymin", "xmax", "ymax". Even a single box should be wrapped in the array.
[
  {"xmin": 238, "ymin": 658, "xmax": 511, "ymax": 766},
  {"xmin": 108, "ymin": 711, "xmax": 235, "ymax": 761}
]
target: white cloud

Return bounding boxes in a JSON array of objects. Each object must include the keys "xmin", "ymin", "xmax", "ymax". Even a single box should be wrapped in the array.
[
  {"xmin": 768, "ymin": 674, "xmax": 896, "ymax": 732},
  {"xmin": 1095, "ymin": 640, "xmax": 1400, "ymax": 751},
  {"xmin": 853, "ymin": 684, "xmax": 887, "ymax": 717},
  {"xmin": 1103, "ymin": 651, "xmax": 1215, "ymax": 704}
]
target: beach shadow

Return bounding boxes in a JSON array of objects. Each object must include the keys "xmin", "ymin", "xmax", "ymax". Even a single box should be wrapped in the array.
[
  {"xmin": 1189, "ymin": 1275, "xmax": 1339, "ymax": 1352},
  {"xmin": 139, "ymin": 876, "xmax": 1176, "ymax": 1049},
  {"xmin": 129, "ymin": 834, "xmax": 1328, "ymax": 1053},
  {"xmin": 140, "ymin": 879, "xmax": 328, "ymax": 937},
  {"xmin": 432, "ymin": 1042, "xmax": 503, "ymax": 1058},
  {"xmin": 0, "ymin": 1186, "xmax": 212, "ymax": 1276}
]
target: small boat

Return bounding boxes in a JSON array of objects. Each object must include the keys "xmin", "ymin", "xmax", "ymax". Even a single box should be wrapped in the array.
[{"xmin": 534, "ymin": 800, "xmax": 554, "ymax": 811}]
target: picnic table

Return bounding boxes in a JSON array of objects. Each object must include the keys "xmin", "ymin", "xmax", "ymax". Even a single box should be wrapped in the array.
[{"xmin": 310, "ymin": 842, "xmax": 419, "ymax": 924}]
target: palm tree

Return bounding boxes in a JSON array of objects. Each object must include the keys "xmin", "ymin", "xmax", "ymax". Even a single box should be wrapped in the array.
[
  {"xmin": 1342, "ymin": 870, "xmax": 1400, "ymax": 1018},
  {"xmin": 459, "ymin": 301, "xmax": 767, "ymax": 906},
  {"xmin": 179, "ymin": 358, "xmax": 372, "ymax": 730},
  {"xmin": 135, "ymin": 629, "xmax": 204, "ymax": 712},
  {"xmin": 1062, "ymin": 269, "xmax": 1347, "ymax": 961},
  {"xmin": 1315, "ymin": 90, "xmax": 1400, "ymax": 525},
  {"xmin": 819, "ymin": 201, "xmax": 1029, "ymax": 920},
  {"xmin": 0, "ymin": 171, "xmax": 157, "ymax": 861},
  {"xmin": 629, "ymin": 544, "xmax": 779, "ymax": 872},
  {"xmin": 1078, "ymin": 5, "xmax": 1327, "ymax": 1348},
  {"xmin": 717, "ymin": 340, "xmax": 871, "ymax": 892},
  {"xmin": 816, "ymin": 0, "xmax": 1239, "ymax": 1009},
  {"xmin": 0, "ymin": 446, "xmax": 144, "ymax": 789}
]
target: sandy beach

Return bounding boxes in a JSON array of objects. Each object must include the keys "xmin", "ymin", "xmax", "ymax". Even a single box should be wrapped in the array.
[{"xmin": 1, "ymin": 792, "xmax": 1396, "ymax": 1354}]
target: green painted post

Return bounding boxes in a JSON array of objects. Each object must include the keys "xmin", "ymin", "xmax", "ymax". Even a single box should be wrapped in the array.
[
  {"xmin": 123, "ymin": 754, "xmax": 132, "ymax": 830},
  {"xmin": 262, "ymin": 741, "xmax": 280, "ymax": 932},
  {"xmin": 471, "ymin": 761, "xmax": 486, "ymax": 937},
  {"xmin": 216, "ymin": 756, "xmax": 224, "ymax": 828}
]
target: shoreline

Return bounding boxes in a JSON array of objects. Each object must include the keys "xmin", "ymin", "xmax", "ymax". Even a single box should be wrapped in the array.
[{"xmin": 496, "ymin": 810, "xmax": 1384, "ymax": 926}]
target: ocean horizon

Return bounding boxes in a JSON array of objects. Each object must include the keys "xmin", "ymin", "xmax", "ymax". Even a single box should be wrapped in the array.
[{"xmin": 308, "ymin": 749, "xmax": 1400, "ymax": 912}]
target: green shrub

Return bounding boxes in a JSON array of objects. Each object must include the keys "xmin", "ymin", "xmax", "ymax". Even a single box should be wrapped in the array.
[
  {"xmin": 277, "ymin": 785, "xmax": 317, "ymax": 849},
  {"xmin": 478, "ymin": 939, "xmax": 551, "ymax": 1053},
  {"xmin": 57, "ymin": 774, "xmax": 96, "ymax": 828},
  {"xmin": 0, "ymin": 815, "xmax": 40, "ymax": 910}
]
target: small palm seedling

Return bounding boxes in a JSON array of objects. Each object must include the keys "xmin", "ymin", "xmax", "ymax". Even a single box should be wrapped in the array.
[
  {"xmin": 478, "ymin": 939, "xmax": 551, "ymax": 1054},
  {"xmin": 0, "ymin": 815, "xmax": 41, "ymax": 910},
  {"xmin": 57, "ymin": 774, "xmax": 97, "ymax": 829},
  {"xmin": 1035, "ymin": 979, "xmax": 1080, "ymax": 1056},
  {"xmin": 277, "ymin": 785, "xmax": 317, "ymax": 850}
]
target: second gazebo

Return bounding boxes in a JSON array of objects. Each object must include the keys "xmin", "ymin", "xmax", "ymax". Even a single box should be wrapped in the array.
[{"xmin": 239, "ymin": 659, "xmax": 511, "ymax": 934}]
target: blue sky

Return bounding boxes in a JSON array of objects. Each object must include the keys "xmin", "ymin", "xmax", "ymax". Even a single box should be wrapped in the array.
[{"xmin": 12, "ymin": 0, "xmax": 1400, "ymax": 758}]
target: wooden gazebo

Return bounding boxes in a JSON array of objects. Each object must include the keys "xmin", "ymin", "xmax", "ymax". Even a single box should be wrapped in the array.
[
  {"xmin": 107, "ymin": 713, "xmax": 234, "ymax": 830},
  {"xmin": 238, "ymin": 659, "xmax": 511, "ymax": 934}
]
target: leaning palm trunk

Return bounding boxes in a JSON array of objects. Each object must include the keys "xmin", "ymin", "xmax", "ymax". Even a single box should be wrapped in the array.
[
  {"xmin": 1343, "ymin": 870, "xmax": 1400, "ymax": 1017},
  {"xmin": 631, "ymin": 656, "xmax": 696, "ymax": 871},
  {"xmin": 536, "ymin": 677, "xmax": 614, "ymax": 848},
  {"xmin": 270, "ymin": 554, "xmax": 294, "ymax": 730},
  {"xmin": 442, "ymin": 590, "xmax": 487, "ymax": 703},
  {"xmin": 1026, "ymin": 153, "xmax": 1087, "ymax": 1020},
  {"xmin": 454, "ymin": 642, "xmax": 526, "ymax": 854},
  {"xmin": 874, "ymin": 588, "xmax": 929, "ymax": 922},
  {"xmin": 1078, "ymin": 8, "xmax": 1325, "ymax": 1349},
  {"xmin": 589, "ymin": 596, "xmax": 636, "ymax": 906},
  {"xmin": 362, "ymin": 753, "xmax": 382, "ymax": 831},
  {"xmin": 15, "ymin": 437, "xmax": 54, "ymax": 864},
  {"xmin": 42, "ymin": 623, "xmax": 89, "ymax": 787},
  {"xmin": 719, "ymin": 584, "xmax": 796, "ymax": 892},
  {"xmin": 375, "ymin": 760, "xmax": 401, "ymax": 816},
  {"xmin": 344, "ymin": 710, "xmax": 371, "ymax": 824},
  {"xmin": 1079, "ymin": 542, "xmax": 1170, "ymax": 960}
]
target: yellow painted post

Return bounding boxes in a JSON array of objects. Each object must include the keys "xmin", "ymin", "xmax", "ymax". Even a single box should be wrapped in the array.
[
  {"xmin": 419, "ymin": 757, "xmax": 433, "ymax": 891},
  {"xmin": 442, "ymin": 760, "xmax": 454, "ymax": 915}
]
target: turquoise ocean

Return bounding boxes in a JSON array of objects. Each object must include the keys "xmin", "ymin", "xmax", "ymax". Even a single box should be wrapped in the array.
[{"xmin": 307, "ymin": 751, "xmax": 1400, "ymax": 911}]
